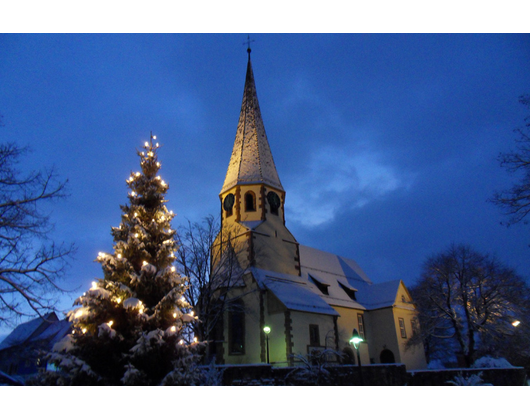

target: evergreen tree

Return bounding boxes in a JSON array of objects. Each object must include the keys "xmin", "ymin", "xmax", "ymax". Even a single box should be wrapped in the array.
[{"xmin": 40, "ymin": 135, "xmax": 203, "ymax": 385}]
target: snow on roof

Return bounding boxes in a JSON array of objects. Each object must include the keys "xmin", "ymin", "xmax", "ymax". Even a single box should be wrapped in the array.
[
  {"xmin": 299, "ymin": 245, "xmax": 405, "ymax": 310},
  {"xmin": 299, "ymin": 245, "xmax": 372, "ymax": 284},
  {"xmin": 252, "ymin": 268, "xmax": 339, "ymax": 316},
  {"xmin": 355, "ymin": 279, "xmax": 402, "ymax": 310},
  {"xmin": 0, "ymin": 313, "xmax": 70, "ymax": 351},
  {"xmin": 38, "ymin": 319, "xmax": 72, "ymax": 345},
  {"xmin": 238, "ymin": 220, "xmax": 264, "ymax": 231},
  {"xmin": 0, "ymin": 317, "xmax": 44, "ymax": 351},
  {"xmin": 221, "ymin": 57, "xmax": 284, "ymax": 194}
]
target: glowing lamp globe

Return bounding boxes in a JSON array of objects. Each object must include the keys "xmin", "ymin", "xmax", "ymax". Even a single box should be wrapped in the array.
[
  {"xmin": 263, "ymin": 326, "xmax": 271, "ymax": 335},
  {"xmin": 349, "ymin": 328, "xmax": 363, "ymax": 348}
]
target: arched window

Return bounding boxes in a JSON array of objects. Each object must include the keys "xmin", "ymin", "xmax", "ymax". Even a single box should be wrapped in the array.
[
  {"xmin": 380, "ymin": 349, "xmax": 395, "ymax": 364},
  {"xmin": 244, "ymin": 191, "xmax": 256, "ymax": 212},
  {"xmin": 223, "ymin": 193, "xmax": 235, "ymax": 217},
  {"xmin": 267, "ymin": 191, "xmax": 280, "ymax": 215},
  {"xmin": 229, "ymin": 299, "xmax": 245, "ymax": 355}
]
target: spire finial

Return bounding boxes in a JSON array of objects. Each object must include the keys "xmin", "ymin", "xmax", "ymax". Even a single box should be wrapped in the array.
[{"xmin": 244, "ymin": 35, "xmax": 255, "ymax": 58}]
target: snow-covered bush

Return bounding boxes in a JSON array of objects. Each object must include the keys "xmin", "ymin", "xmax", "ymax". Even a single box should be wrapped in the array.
[
  {"xmin": 472, "ymin": 356, "xmax": 513, "ymax": 369},
  {"xmin": 447, "ymin": 372, "xmax": 493, "ymax": 386}
]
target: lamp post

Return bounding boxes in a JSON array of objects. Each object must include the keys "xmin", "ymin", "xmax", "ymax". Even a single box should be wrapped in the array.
[
  {"xmin": 349, "ymin": 328, "xmax": 364, "ymax": 385},
  {"xmin": 264, "ymin": 326, "xmax": 271, "ymax": 364}
]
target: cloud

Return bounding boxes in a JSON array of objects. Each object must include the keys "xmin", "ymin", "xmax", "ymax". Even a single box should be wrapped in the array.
[{"xmin": 285, "ymin": 144, "xmax": 415, "ymax": 227}]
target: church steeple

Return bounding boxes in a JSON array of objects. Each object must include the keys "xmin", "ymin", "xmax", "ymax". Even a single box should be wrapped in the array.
[
  {"xmin": 215, "ymin": 50, "xmax": 299, "ymax": 277},
  {"xmin": 220, "ymin": 53, "xmax": 283, "ymax": 195}
]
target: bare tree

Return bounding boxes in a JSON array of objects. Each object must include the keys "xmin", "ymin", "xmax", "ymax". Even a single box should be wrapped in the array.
[
  {"xmin": 0, "ymin": 142, "xmax": 74, "ymax": 326},
  {"xmin": 491, "ymin": 94, "xmax": 530, "ymax": 226},
  {"xmin": 409, "ymin": 243, "xmax": 530, "ymax": 367},
  {"xmin": 176, "ymin": 215, "xmax": 246, "ymax": 362}
]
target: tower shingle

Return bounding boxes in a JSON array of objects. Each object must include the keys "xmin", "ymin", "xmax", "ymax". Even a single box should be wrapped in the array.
[{"xmin": 221, "ymin": 56, "xmax": 283, "ymax": 194}]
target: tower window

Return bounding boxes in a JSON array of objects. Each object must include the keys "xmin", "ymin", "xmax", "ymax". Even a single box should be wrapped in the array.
[
  {"xmin": 223, "ymin": 193, "xmax": 235, "ymax": 217},
  {"xmin": 244, "ymin": 191, "xmax": 256, "ymax": 212},
  {"xmin": 267, "ymin": 191, "xmax": 280, "ymax": 215}
]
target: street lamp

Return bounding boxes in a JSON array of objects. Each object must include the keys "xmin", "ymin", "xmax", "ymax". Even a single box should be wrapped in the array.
[
  {"xmin": 264, "ymin": 326, "xmax": 271, "ymax": 364},
  {"xmin": 349, "ymin": 328, "xmax": 364, "ymax": 385}
]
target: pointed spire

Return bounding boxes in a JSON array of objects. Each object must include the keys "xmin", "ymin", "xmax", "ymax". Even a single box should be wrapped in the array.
[{"xmin": 221, "ymin": 53, "xmax": 283, "ymax": 194}]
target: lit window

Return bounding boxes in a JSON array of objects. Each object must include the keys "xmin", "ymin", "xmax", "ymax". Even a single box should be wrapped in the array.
[
  {"xmin": 398, "ymin": 318, "xmax": 407, "ymax": 339},
  {"xmin": 357, "ymin": 313, "xmax": 365, "ymax": 340}
]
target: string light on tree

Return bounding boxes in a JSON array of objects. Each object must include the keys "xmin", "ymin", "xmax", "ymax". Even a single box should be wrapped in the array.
[{"xmin": 46, "ymin": 134, "xmax": 202, "ymax": 386}]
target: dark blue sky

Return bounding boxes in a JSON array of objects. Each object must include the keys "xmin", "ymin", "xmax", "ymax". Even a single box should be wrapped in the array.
[{"xmin": 1, "ymin": 33, "xmax": 529, "ymax": 329}]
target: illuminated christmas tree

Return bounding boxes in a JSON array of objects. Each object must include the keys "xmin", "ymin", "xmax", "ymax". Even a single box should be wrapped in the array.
[{"xmin": 42, "ymin": 134, "xmax": 203, "ymax": 385}]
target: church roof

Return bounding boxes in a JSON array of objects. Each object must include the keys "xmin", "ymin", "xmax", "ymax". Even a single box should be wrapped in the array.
[
  {"xmin": 0, "ymin": 312, "xmax": 71, "ymax": 352},
  {"xmin": 299, "ymin": 245, "xmax": 408, "ymax": 311},
  {"xmin": 252, "ymin": 268, "xmax": 339, "ymax": 316},
  {"xmin": 252, "ymin": 245, "xmax": 412, "ymax": 314},
  {"xmin": 220, "ymin": 54, "xmax": 284, "ymax": 194},
  {"xmin": 299, "ymin": 244, "xmax": 372, "ymax": 285},
  {"xmin": 354, "ymin": 280, "xmax": 403, "ymax": 310}
]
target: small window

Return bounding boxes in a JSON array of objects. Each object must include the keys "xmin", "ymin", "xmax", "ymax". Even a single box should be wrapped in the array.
[
  {"xmin": 398, "ymin": 318, "xmax": 407, "ymax": 339},
  {"xmin": 244, "ymin": 192, "xmax": 256, "ymax": 212},
  {"xmin": 309, "ymin": 275, "xmax": 329, "ymax": 295},
  {"xmin": 338, "ymin": 281, "xmax": 357, "ymax": 300},
  {"xmin": 357, "ymin": 313, "xmax": 365, "ymax": 340},
  {"xmin": 309, "ymin": 324, "xmax": 320, "ymax": 346},
  {"xmin": 411, "ymin": 318, "xmax": 419, "ymax": 336}
]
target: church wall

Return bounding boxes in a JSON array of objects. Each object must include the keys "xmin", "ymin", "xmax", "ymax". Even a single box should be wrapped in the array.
[
  {"xmin": 333, "ymin": 306, "xmax": 370, "ymax": 365},
  {"xmin": 252, "ymin": 232, "xmax": 299, "ymax": 276},
  {"xmin": 263, "ymin": 309, "xmax": 288, "ymax": 365},
  {"xmin": 222, "ymin": 283, "xmax": 262, "ymax": 365},
  {"xmin": 263, "ymin": 290, "xmax": 289, "ymax": 365},
  {"xmin": 392, "ymin": 306, "xmax": 427, "ymax": 370},
  {"xmin": 288, "ymin": 311, "xmax": 336, "ymax": 364},
  {"xmin": 262, "ymin": 295, "xmax": 338, "ymax": 367},
  {"xmin": 255, "ymin": 185, "xmax": 299, "ymax": 276},
  {"xmin": 217, "ymin": 184, "xmax": 299, "ymax": 276},
  {"xmin": 364, "ymin": 308, "xmax": 401, "ymax": 365}
]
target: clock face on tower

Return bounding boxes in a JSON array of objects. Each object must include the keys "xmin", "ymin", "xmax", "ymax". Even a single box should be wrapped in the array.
[
  {"xmin": 223, "ymin": 193, "xmax": 235, "ymax": 211},
  {"xmin": 267, "ymin": 191, "xmax": 280, "ymax": 213}
]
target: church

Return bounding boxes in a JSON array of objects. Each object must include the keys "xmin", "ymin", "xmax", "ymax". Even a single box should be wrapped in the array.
[{"xmin": 210, "ymin": 49, "xmax": 427, "ymax": 371}]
